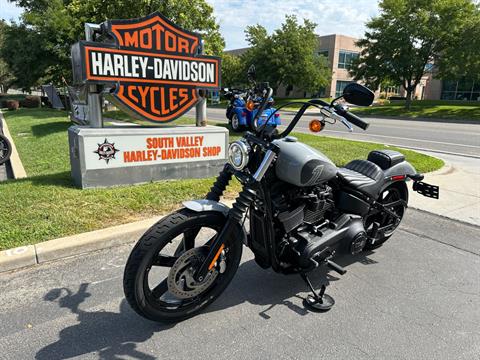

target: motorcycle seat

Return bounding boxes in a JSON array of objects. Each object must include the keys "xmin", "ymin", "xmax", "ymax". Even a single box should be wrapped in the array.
[
  {"xmin": 337, "ymin": 160, "xmax": 384, "ymax": 196},
  {"xmin": 367, "ymin": 150, "xmax": 405, "ymax": 170}
]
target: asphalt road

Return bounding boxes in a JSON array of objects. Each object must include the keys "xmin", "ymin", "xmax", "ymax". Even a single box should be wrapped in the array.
[
  {"xmin": 0, "ymin": 210, "xmax": 479, "ymax": 360},
  {"xmin": 194, "ymin": 108, "xmax": 480, "ymax": 158}
]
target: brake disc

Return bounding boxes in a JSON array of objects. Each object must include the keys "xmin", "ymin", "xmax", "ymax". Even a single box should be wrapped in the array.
[{"xmin": 167, "ymin": 247, "xmax": 219, "ymax": 299}]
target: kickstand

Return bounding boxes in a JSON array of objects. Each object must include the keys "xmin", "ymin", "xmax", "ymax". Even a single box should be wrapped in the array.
[{"xmin": 300, "ymin": 273, "xmax": 335, "ymax": 312}]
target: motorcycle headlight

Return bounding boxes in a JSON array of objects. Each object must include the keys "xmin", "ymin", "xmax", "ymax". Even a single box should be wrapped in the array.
[{"xmin": 228, "ymin": 140, "xmax": 251, "ymax": 170}]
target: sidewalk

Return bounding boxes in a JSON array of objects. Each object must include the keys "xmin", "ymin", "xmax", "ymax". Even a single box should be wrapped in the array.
[{"xmin": 409, "ymin": 152, "xmax": 480, "ymax": 226}]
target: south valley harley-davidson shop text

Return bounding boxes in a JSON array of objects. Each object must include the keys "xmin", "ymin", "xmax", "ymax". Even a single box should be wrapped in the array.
[{"xmin": 85, "ymin": 134, "xmax": 225, "ymax": 170}]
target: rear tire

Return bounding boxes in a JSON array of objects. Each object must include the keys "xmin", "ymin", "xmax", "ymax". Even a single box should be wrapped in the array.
[
  {"xmin": 364, "ymin": 183, "xmax": 408, "ymax": 250},
  {"xmin": 123, "ymin": 209, "xmax": 243, "ymax": 323}
]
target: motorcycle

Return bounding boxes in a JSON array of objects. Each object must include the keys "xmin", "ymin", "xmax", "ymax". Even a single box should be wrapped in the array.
[
  {"xmin": 0, "ymin": 134, "xmax": 12, "ymax": 165},
  {"xmin": 123, "ymin": 82, "xmax": 439, "ymax": 322},
  {"xmin": 225, "ymin": 66, "xmax": 281, "ymax": 132}
]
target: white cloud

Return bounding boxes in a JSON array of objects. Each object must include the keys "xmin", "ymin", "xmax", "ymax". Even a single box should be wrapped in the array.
[
  {"xmin": 207, "ymin": 0, "xmax": 380, "ymax": 49},
  {"xmin": 0, "ymin": 0, "xmax": 23, "ymax": 22}
]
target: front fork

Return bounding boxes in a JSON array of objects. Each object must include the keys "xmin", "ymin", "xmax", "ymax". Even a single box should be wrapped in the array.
[{"xmin": 194, "ymin": 150, "xmax": 276, "ymax": 281}]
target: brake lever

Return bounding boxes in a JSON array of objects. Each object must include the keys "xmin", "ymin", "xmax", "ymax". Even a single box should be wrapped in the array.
[
  {"xmin": 339, "ymin": 117, "xmax": 354, "ymax": 132},
  {"xmin": 320, "ymin": 107, "xmax": 354, "ymax": 132}
]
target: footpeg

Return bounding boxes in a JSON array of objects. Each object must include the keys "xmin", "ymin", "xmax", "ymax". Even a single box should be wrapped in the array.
[{"xmin": 326, "ymin": 260, "xmax": 347, "ymax": 275}]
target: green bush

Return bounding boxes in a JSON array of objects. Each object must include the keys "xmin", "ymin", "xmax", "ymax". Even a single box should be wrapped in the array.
[
  {"xmin": 5, "ymin": 99, "xmax": 19, "ymax": 110},
  {"xmin": 20, "ymin": 95, "xmax": 41, "ymax": 108}
]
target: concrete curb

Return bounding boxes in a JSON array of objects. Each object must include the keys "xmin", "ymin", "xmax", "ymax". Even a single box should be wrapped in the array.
[
  {"xmin": 0, "ymin": 216, "xmax": 161, "ymax": 274},
  {"xmin": 0, "ymin": 110, "xmax": 27, "ymax": 179},
  {"xmin": 0, "ymin": 200, "xmax": 235, "ymax": 274}
]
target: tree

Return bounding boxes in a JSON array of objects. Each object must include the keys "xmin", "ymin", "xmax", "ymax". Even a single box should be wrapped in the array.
[
  {"xmin": 4, "ymin": 0, "xmax": 224, "ymax": 88},
  {"xmin": 242, "ymin": 15, "xmax": 331, "ymax": 94},
  {"xmin": 221, "ymin": 53, "xmax": 245, "ymax": 88},
  {"xmin": 0, "ymin": 21, "xmax": 15, "ymax": 93},
  {"xmin": 350, "ymin": 0, "xmax": 479, "ymax": 109},
  {"xmin": 437, "ymin": 4, "xmax": 480, "ymax": 80},
  {"xmin": 1, "ymin": 23, "xmax": 54, "ymax": 91}
]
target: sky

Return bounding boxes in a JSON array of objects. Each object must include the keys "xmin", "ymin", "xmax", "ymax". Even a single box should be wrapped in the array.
[{"xmin": 0, "ymin": 0, "xmax": 380, "ymax": 50}]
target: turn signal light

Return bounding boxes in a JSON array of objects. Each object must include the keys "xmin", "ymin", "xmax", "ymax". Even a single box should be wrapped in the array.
[
  {"xmin": 309, "ymin": 119, "xmax": 324, "ymax": 133},
  {"xmin": 246, "ymin": 100, "xmax": 255, "ymax": 111}
]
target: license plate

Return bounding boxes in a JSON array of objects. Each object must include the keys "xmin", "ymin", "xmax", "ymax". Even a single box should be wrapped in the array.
[{"xmin": 413, "ymin": 181, "xmax": 439, "ymax": 199}]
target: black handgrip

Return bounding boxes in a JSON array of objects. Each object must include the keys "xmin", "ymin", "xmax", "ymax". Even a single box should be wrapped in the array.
[{"xmin": 342, "ymin": 111, "xmax": 370, "ymax": 130}]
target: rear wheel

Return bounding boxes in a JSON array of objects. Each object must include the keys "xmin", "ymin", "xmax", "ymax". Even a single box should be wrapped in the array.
[
  {"xmin": 123, "ymin": 209, "xmax": 243, "ymax": 322},
  {"xmin": 364, "ymin": 184, "xmax": 407, "ymax": 249}
]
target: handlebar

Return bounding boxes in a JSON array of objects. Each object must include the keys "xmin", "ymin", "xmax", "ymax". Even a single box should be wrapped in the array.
[{"xmin": 333, "ymin": 104, "xmax": 370, "ymax": 130}]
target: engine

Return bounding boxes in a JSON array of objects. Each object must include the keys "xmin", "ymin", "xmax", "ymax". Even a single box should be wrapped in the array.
[{"xmin": 271, "ymin": 182, "xmax": 334, "ymax": 233}]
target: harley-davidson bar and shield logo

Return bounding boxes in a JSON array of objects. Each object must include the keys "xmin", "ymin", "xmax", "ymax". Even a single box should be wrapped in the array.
[{"xmin": 71, "ymin": 12, "xmax": 221, "ymax": 122}]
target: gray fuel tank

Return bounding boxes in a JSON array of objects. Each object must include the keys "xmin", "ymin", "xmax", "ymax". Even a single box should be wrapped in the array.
[{"xmin": 273, "ymin": 137, "xmax": 337, "ymax": 187}]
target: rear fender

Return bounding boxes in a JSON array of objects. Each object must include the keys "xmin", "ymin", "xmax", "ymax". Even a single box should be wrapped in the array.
[
  {"xmin": 182, "ymin": 200, "xmax": 248, "ymax": 245},
  {"xmin": 383, "ymin": 161, "xmax": 416, "ymax": 179},
  {"xmin": 381, "ymin": 161, "xmax": 414, "ymax": 202}
]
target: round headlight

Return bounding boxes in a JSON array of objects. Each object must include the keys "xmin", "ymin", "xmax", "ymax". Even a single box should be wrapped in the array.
[{"xmin": 228, "ymin": 140, "xmax": 250, "ymax": 170}]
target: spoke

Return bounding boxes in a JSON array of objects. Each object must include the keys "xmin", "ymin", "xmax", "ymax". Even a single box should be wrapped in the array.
[
  {"xmin": 152, "ymin": 254, "xmax": 178, "ymax": 267},
  {"xmin": 151, "ymin": 279, "xmax": 168, "ymax": 298},
  {"xmin": 183, "ymin": 229, "xmax": 198, "ymax": 249}
]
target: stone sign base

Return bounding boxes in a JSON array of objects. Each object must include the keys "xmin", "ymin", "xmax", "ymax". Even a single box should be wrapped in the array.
[{"xmin": 68, "ymin": 125, "xmax": 228, "ymax": 189}]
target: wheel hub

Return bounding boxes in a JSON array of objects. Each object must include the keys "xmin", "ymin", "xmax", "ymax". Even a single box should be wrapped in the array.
[{"xmin": 167, "ymin": 247, "xmax": 218, "ymax": 299}]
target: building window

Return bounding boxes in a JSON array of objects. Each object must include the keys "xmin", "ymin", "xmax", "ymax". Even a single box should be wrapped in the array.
[
  {"xmin": 318, "ymin": 50, "xmax": 329, "ymax": 58},
  {"xmin": 336, "ymin": 81, "xmax": 354, "ymax": 97},
  {"xmin": 338, "ymin": 50, "xmax": 359, "ymax": 69},
  {"xmin": 441, "ymin": 79, "xmax": 480, "ymax": 101}
]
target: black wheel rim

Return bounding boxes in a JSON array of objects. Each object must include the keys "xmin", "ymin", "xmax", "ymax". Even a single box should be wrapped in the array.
[
  {"xmin": 365, "ymin": 187, "xmax": 405, "ymax": 241},
  {"xmin": 142, "ymin": 221, "xmax": 228, "ymax": 313}
]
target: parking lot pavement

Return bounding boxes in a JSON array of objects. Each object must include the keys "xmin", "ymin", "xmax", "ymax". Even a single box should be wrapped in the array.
[{"xmin": 0, "ymin": 209, "xmax": 479, "ymax": 360}]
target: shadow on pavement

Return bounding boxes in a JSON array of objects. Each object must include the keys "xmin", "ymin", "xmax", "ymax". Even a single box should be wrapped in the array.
[
  {"xmin": 36, "ymin": 251, "xmax": 378, "ymax": 359},
  {"xmin": 36, "ymin": 283, "xmax": 171, "ymax": 360},
  {"xmin": 205, "ymin": 250, "xmax": 378, "ymax": 319}
]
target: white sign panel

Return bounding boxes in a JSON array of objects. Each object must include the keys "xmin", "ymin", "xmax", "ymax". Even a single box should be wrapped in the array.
[{"xmin": 83, "ymin": 131, "xmax": 226, "ymax": 170}]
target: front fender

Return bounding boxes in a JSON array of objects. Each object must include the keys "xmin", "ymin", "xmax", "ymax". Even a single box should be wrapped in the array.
[
  {"xmin": 182, "ymin": 200, "xmax": 248, "ymax": 245},
  {"xmin": 183, "ymin": 199, "xmax": 230, "ymax": 216},
  {"xmin": 233, "ymin": 107, "xmax": 247, "ymax": 125}
]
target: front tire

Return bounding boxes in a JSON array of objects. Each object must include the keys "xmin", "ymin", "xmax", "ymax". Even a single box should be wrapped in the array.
[
  {"xmin": 230, "ymin": 113, "xmax": 242, "ymax": 132},
  {"xmin": 123, "ymin": 209, "xmax": 242, "ymax": 323}
]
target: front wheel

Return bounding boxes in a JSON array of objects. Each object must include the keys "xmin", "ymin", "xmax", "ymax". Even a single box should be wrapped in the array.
[
  {"xmin": 230, "ymin": 113, "xmax": 242, "ymax": 132},
  {"xmin": 123, "ymin": 209, "xmax": 243, "ymax": 322}
]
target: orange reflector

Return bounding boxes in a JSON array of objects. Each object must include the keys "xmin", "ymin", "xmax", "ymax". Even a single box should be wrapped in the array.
[
  {"xmin": 309, "ymin": 119, "xmax": 324, "ymax": 133},
  {"xmin": 208, "ymin": 244, "xmax": 225, "ymax": 270},
  {"xmin": 246, "ymin": 100, "xmax": 255, "ymax": 111}
]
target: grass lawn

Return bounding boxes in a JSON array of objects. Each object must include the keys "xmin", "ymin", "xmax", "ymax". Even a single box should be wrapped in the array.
[
  {"xmin": 351, "ymin": 100, "xmax": 480, "ymax": 121},
  {"xmin": 0, "ymin": 108, "xmax": 443, "ymax": 250}
]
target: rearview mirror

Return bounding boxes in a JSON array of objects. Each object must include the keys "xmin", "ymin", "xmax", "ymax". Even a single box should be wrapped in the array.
[{"xmin": 342, "ymin": 83, "xmax": 374, "ymax": 106}]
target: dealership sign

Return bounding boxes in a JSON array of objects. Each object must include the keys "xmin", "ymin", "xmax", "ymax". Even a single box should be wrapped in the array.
[
  {"xmin": 85, "ymin": 132, "xmax": 225, "ymax": 170},
  {"xmin": 71, "ymin": 12, "xmax": 221, "ymax": 123}
]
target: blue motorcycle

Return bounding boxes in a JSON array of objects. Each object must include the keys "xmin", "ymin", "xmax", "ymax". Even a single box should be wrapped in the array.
[{"xmin": 224, "ymin": 66, "xmax": 281, "ymax": 132}]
